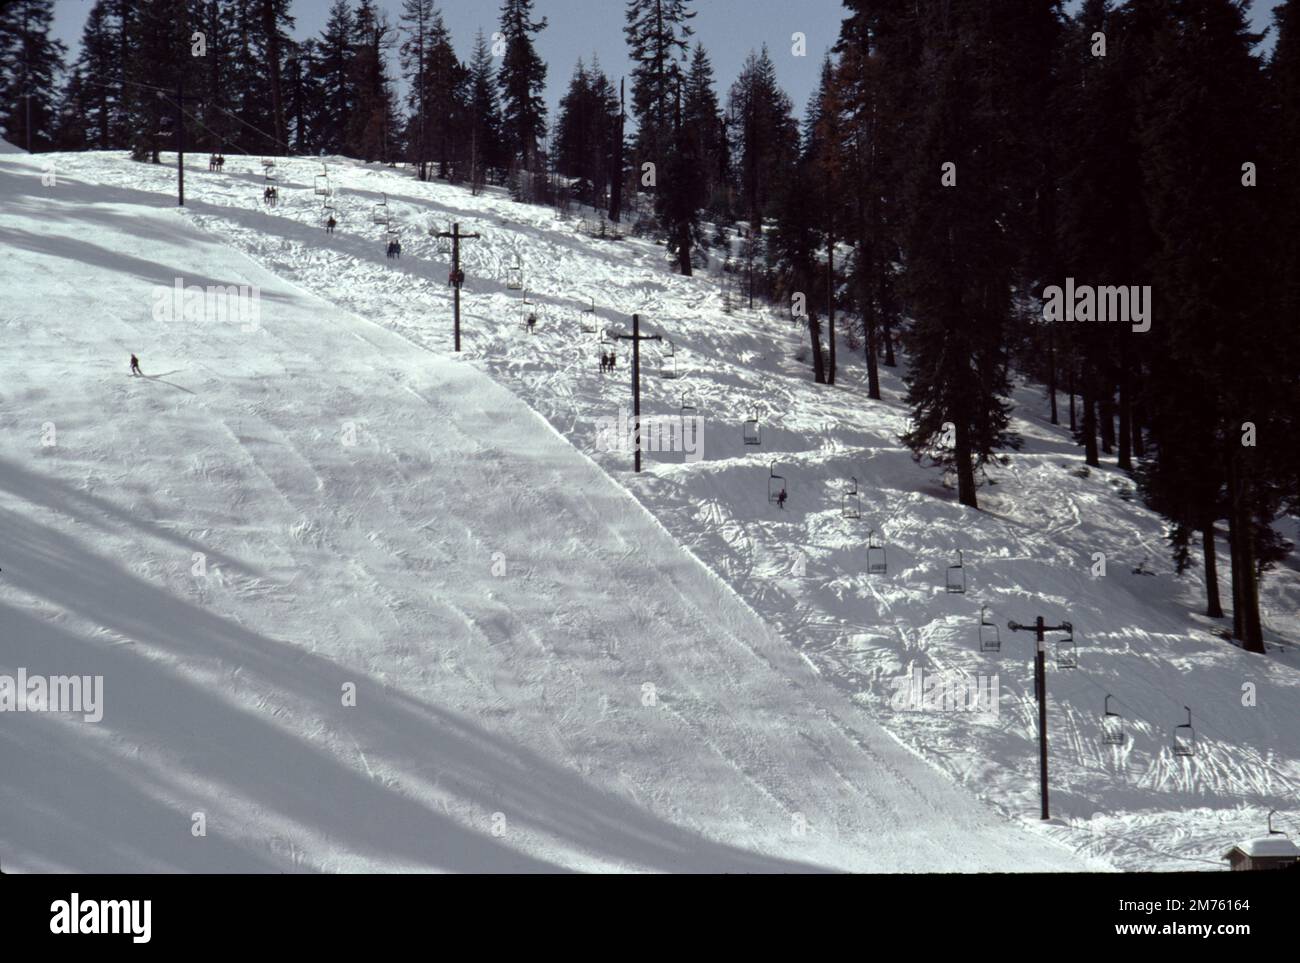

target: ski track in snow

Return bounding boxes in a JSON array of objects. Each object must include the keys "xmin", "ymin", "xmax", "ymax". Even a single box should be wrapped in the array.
[{"xmin": 1, "ymin": 151, "xmax": 1297, "ymax": 871}]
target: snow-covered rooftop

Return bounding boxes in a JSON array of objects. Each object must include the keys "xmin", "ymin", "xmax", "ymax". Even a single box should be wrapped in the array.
[{"xmin": 1223, "ymin": 836, "xmax": 1300, "ymax": 859}]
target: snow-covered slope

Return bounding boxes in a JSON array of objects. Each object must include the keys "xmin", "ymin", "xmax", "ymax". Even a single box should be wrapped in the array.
[
  {"xmin": 0, "ymin": 150, "xmax": 1110, "ymax": 872},
  {"xmin": 3, "ymin": 148, "xmax": 1297, "ymax": 871}
]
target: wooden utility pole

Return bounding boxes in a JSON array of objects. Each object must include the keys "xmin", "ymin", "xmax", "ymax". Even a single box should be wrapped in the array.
[
  {"xmin": 609, "ymin": 313, "xmax": 662, "ymax": 473},
  {"xmin": 164, "ymin": 79, "xmax": 203, "ymax": 207},
  {"xmin": 1007, "ymin": 615, "xmax": 1073, "ymax": 820},
  {"xmin": 438, "ymin": 222, "xmax": 481, "ymax": 351}
]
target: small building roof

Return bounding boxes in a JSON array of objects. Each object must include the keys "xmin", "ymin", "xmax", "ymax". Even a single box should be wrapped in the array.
[{"xmin": 1222, "ymin": 836, "xmax": 1300, "ymax": 859}]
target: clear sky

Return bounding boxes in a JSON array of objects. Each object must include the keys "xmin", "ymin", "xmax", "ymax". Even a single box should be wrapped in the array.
[{"xmin": 50, "ymin": 0, "xmax": 1285, "ymax": 125}]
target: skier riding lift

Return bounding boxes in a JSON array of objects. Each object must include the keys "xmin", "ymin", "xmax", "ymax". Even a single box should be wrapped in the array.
[
  {"xmin": 326, "ymin": 215, "xmax": 337, "ymax": 234},
  {"xmin": 130, "ymin": 354, "xmax": 142, "ymax": 377},
  {"xmin": 777, "ymin": 487, "xmax": 787, "ymax": 510}
]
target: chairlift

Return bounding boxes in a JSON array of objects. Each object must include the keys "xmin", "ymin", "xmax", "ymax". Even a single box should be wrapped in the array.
[
  {"xmin": 581, "ymin": 300, "xmax": 598, "ymax": 333},
  {"xmin": 979, "ymin": 605, "xmax": 1001, "ymax": 653},
  {"xmin": 314, "ymin": 166, "xmax": 330, "ymax": 196},
  {"xmin": 261, "ymin": 156, "xmax": 276, "ymax": 174},
  {"xmin": 372, "ymin": 193, "xmax": 389, "ymax": 225},
  {"xmin": 506, "ymin": 255, "xmax": 524, "ymax": 291},
  {"xmin": 680, "ymin": 390, "xmax": 696, "ymax": 416},
  {"xmin": 659, "ymin": 339, "xmax": 678, "ymax": 379},
  {"xmin": 946, "ymin": 550, "xmax": 966, "ymax": 594},
  {"xmin": 768, "ymin": 462, "xmax": 786, "ymax": 504},
  {"xmin": 842, "ymin": 477, "xmax": 860, "ymax": 519},
  {"xmin": 1102, "ymin": 694, "xmax": 1126, "ymax": 746},
  {"xmin": 1056, "ymin": 620, "xmax": 1077, "ymax": 669},
  {"xmin": 742, "ymin": 406, "xmax": 760, "ymax": 446},
  {"xmin": 867, "ymin": 530, "xmax": 887, "ymax": 575},
  {"xmin": 520, "ymin": 297, "xmax": 539, "ymax": 334},
  {"xmin": 1173, "ymin": 706, "xmax": 1196, "ymax": 757},
  {"xmin": 598, "ymin": 327, "xmax": 617, "ymax": 371}
]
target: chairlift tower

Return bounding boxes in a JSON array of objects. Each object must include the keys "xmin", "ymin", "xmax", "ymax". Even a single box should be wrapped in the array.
[
  {"xmin": 1006, "ymin": 615, "xmax": 1075, "ymax": 820},
  {"xmin": 437, "ymin": 222, "xmax": 482, "ymax": 352},
  {"xmin": 608, "ymin": 313, "xmax": 662, "ymax": 473},
  {"xmin": 158, "ymin": 78, "xmax": 204, "ymax": 207}
]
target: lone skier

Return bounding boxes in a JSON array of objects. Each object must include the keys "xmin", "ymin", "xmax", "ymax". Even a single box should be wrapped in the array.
[
  {"xmin": 777, "ymin": 487, "xmax": 787, "ymax": 510},
  {"xmin": 130, "ymin": 354, "xmax": 142, "ymax": 377}
]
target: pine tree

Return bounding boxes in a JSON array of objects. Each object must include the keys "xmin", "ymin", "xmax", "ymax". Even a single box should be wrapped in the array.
[
  {"xmin": 121, "ymin": 0, "xmax": 194, "ymax": 163},
  {"xmin": 348, "ymin": 0, "xmax": 399, "ymax": 162},
  {"xmin": 256, "ymin": 0, "xmax": 294, "ymax": 151},
  {"xmin": 315, "ymin": 0, "xmax": 355, "ymax": 155},
  {"xmin": 1137, "ymin": 0, "xmax": 1280, "ymax": 650},
  {"xmin": 466, "ymin": 28, "xmax": 502, "ymax": 191},
  {"xmin": 681, "ymin": 43, "xmax": 726, "ymax": 215},
  {"xmin": 624, "ymin": 0, "xmax": 694, "ymax": 171},
  {"xmin": 897, "ymin": 0, "xmax": 1023, "ymax": 509},
  {"xmin": 496, "ymin": 0, "xmax": 547, "ymax": 173},
  {"xmin": 654, "ymin": 78, "xmax": 706, "ymax": 275},
  {"xmin": 401, "ymin": 1, "xmax": 466, "ymax": 181},
  {"xmin": 59, "ymin": 1, "xmax": 118, "ymax": 149},
  {"xmin": 555, "ymin": 58, "xmax": 619, "ymax": 209},
  {"xmin": 727, "ymin": 46, "xmax": 798, "ymax": 306},
  {"xmin": 0, "ymin": 0, "xmax": 67, "ymax": 151}
]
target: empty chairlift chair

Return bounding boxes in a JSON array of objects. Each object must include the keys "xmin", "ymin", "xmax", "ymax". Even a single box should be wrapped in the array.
[
  {"xmin": 978, "ymin": 605, "xmax": 1001, "ymax": 653},
  {"xmin": 1056, "ymin": 620, "xmax": 1077, "ymax": 669},
  {"xmin": 506, "ymin": 255, "xmax": 524, "ymax": 291},
  {"xmin": 842, "ymin": 477, "xmax": 861, "ymax": 519},
  {"xmin": 767, "ymin": 462, "xmax": 786, "ymax": 504},
  {"xmin": 314, "ymin": 166, "xmax": 330, "ymax": 196},
  {"xmin": 1102, "ymin": 694, "xmax": 1126, "ymax": 746},
  {"xmin": 1173, "ymin": 706, "xmax": 1196, "ymax": 756},
  {"xmin": 867, "ymin": 530, "xmax": 887, "ymax": 575},
  {"xmin": 660, "ymin": 339, "xmax": 678, "ymax": 379},
  {"xmin": 581, "ymin": 300, "xmax": 598, "ymax": 333},
  {"xmin": 680, "ymin": 390, "xmax": 696, "ymax": 416},
  {"xmin": 946, "ymin": 550, "xmax": 966, "ymax": 594},
  {"xmin": 742, "ymin": 406, "xmax": 761, "ymax": 446},
  {"xmin": 372, "ymin": 193, "xmax": 389, "ymax": 225}
]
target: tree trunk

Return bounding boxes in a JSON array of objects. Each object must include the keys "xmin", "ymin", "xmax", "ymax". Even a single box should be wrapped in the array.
[
  {"xmin": 1082, "ymin": 381, "xmax": 1099, "ymax": 467},
  {"xmin": 1099, "ymin": 384, "xmax": 1115, "ymax": 455},
  {"xmin": 1047, "ymin": 330, "xmax": 1059, "ymax": 425},
  {"xmin": 864, "ymin": 311, "xmax": 881, "ymax": 400},
  {"xmin": 955, "ymin": 420, "xmax": 978, "ymax": 509},
  {"xmin": 1229, "ymin": 498, "xmax": 1244, "ymax": 639},
  {"xmin": 808, "ymin": 310, "xmax": 826, "ymax": 384},
  {"xmin": 826, "ymin": 230, "xmax": 836, "ymax": 386},
  {"xmin": 1068, "ymin": 363, "xmax": 1076, "ymax": 432},
  {"xmin": 1226, "ymin": 454, "xmax": 1264, "ymax": 651},
  {"xmin": 1131, "ymin": 397, "xmax": 1145, "ymax": 458},
  {"xmin": 609, "ymin": 80, "xmax": 624, "ymax": 222},
  {"xmin": 1117, "ymin": 359, "xmax": 1132, "ymax": 470},
  {"xmin": 262, "ymin": 1, "xmax": 286, "ymax": 150},
  {"xmin": 1202, "ymin": 518, "xmax": 1224, "ymax": 619}
]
